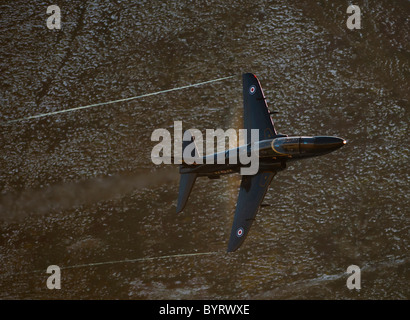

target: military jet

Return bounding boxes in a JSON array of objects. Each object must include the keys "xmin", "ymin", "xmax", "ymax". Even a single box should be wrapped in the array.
[{"xmin": 176, "ymin": 73, "xmax": 346, "ymax": 252}]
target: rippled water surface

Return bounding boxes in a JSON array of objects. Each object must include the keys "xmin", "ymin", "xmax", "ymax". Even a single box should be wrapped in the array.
[{"xmin": 0, "ymin": 0, "xmax": 409, "ymax": 299}]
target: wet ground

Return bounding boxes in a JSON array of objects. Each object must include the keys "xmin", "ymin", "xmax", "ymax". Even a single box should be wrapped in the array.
[{"xmin": 0, "ymin": 0, "xmax": 409, "ymax": 299}]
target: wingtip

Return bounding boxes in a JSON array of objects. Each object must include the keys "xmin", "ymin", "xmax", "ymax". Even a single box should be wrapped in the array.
[
  {"xmin": 226, "ymin": 243, "xmax": 233, "ymax": 253},
  {"xmin": 226, "ymin": 239, "xmax": 241, "ymax": 253},
  {"xmin": 243, "ymin": 72, "xmax": 258, "ymax": 78}
]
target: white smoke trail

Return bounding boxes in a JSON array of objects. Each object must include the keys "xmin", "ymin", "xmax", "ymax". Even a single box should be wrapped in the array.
[
  {"xmin": 1, "ymin": 251, "xmax": 220, "ymax": 278},
  {"xmin": 6, "ymin": 75, "xmax": 235, "ymax": 123}
]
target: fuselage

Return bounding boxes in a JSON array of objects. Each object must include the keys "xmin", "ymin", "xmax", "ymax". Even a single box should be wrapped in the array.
[{"xmin": 179, "ymin": 135, "xmax": 346, "ymax": 176}]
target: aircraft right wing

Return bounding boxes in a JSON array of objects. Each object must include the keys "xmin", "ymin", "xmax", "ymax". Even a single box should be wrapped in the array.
[
  {"xmin": 227, "ymin": 171, "xmax": 276, "ymax": 252},
  {"xmin": 242, "ymin": 73, "xmax": 277, "ymax": 142}
]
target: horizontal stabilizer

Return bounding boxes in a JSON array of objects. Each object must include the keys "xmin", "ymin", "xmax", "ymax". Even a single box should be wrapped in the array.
[{"xmin": 176, "ymin": 173, "xmax": 197, "ymax": 213}]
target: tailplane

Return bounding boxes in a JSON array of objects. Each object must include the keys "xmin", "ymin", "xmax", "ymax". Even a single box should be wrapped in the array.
[
  {"xmin": 176, "ymin": 131, "xmax": 199, "ymax": 213},
  {"xmin": 176, "ymin": 172, "xmax": 197, "ymax": 213}
]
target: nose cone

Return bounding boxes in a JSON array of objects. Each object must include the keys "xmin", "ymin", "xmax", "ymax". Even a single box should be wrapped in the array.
[
  {"xmin": 300, "ymin": 136, "xmax": 346, "ymax": 155},
  {"xmin": 313, "ymin": 136, "xmax": 346, "ymax": 153}
]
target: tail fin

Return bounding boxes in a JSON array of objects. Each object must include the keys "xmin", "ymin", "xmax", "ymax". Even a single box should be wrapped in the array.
[{"xmin": 176, "ymin": 131, "xmax": 199, "ymax": 213}]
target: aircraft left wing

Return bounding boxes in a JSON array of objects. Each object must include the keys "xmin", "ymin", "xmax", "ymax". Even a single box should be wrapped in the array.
[
  {"xmin": 227, "ymin": 171, "xmax": 276, "ymax": 252},
  {"xmin": 243, "ymin": 73, "xmax": 277, "ymax": 142}
]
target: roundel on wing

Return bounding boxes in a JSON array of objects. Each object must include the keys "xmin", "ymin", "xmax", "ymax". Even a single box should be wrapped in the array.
[
  {"xmin": 236, "ymin": 227, "xmax": 244, "ymax": 237},
  {"xmin": 249, "ymin": 85, "xmax": 256, "ymax": 95}
]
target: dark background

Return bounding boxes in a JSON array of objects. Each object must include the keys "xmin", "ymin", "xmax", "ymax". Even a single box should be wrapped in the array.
[{"xmin": 0, "ymin": 0, "xmax": 408, "ymax": 299}]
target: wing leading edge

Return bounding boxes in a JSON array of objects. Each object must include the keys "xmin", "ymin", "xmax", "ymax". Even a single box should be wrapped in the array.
[
  {"xmin": 227, "ymin": 171, "xmax": 276, "ymax": 252},
  {"xmin": 242, "ymin": 73, "xmax": 277, "ymax": 142}
]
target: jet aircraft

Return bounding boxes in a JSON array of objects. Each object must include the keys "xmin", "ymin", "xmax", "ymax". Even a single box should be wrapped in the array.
[{"xmin": 176, "ymin": 73, "xmax": 346, "ymax": 252}]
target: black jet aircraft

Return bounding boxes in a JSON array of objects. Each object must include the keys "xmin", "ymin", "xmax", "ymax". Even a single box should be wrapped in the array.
[{"xmin": 176, "ymin": 73, "xmax": 346, "ymax": 252}]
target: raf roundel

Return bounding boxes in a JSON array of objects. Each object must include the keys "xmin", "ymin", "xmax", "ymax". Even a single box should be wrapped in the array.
[
  {"xmin": 236, "ymin": 227, "xmax": 244, "ymax": 237},
  {"xmin": 249, "ymin": 85, "xmax": 256, "ymax": 95}
]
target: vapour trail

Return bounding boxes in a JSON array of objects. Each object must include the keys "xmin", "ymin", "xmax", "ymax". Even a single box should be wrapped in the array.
[
  {"xmin": 2, "ymin": 251, "xmax": 219, "ymax": 277},
  {"xmin": 62, "ymin": 251, "xmax": 218, "ymax": 271},
  {"xmin": 6, "ymin": 75, "xmax": 235, "ymax": 123}
]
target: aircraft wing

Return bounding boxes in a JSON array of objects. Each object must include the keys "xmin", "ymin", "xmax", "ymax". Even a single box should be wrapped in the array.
[
  {"xmin": 227, "ymin": 171, "xmax": 276, "ymax": 252},
  {"xmin": 243, "ymin": 73, "xmax": 277, "ymax": 142}
]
